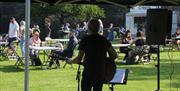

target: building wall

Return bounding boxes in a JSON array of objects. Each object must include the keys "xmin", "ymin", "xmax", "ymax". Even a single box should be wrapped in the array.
[{"xmin": 126, "ymin": 6, "xmax": 178, "ymax": 35}]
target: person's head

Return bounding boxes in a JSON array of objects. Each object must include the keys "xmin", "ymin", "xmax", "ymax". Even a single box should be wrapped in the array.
[
  {"xmin": 20, "ymin": 20, "xmax": 25, "ymax": 26},
  {"xmin": 109, "ymin": 23, "xmax": 113, "ymax": 28},
  {"xmin": 98, "ymin": 19, "xmax": 103, "ymax": 26},
  {"xmin": 34, "ymin": 25, "xmax": 39, "ymax": 29},
  {"xmin": 47, "ymin": 22, "xmax": 51, "ymax": 27},
  {"xmin": 136, "ymin": 31, "xmax": 144, "ymax": 37},
  {"xmin": 66, "ymin": 23, "xmax": 70, "ymax": 26},
  {"xmin": 87, "ymin": 19, "xmax": 100, "ymax": 34},
  {"xmin": 10, "ymin": 17, "xmax": 15, "ymax": 23},
  {"xmin": 125, "ymin": 30, "xmax": 131, "ymax": 38},
  {"xmin": 76, "ymin": 24, "xmax": 80, "ymax": 29},
  {"xmin": 33, "ymin": 31, "xmax": 40, "ymax": 38},
  {"xmin": 83, "ymin": 22, "xmax": 87, "ymax": 25}
]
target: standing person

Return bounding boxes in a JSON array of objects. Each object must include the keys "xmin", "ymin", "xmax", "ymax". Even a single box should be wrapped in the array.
[
  {"xmin": 70, "ymin": 19, "xmax": 117, "ymax": 91},
  {"xmin": 82, "ymin": 21, "xmax": 88, "ymax": 31},
  {"xmin": 7, "ymin": 17, "xmax": 19, "ymax": 48},
  {"xmin": 64, "ymin": 23, "xmax": 70, "ymax": 31},
  {"xmin": 19, "ymin": 20, "xmax": 26, "ymax": 57},
  {"xmin": 98, "ymin": 19, "xmax": 103, "ymax": 35},
  {"xmin": 107, "ymin": 23, "xmax": 114, "ymax": 41},
  {"xmin": 47, "ymin": 22, "xmax": 52, "ymax": 38},
  {"xmin": 119, "ymin": 26, "xmax": 126, "ymax": 36}
]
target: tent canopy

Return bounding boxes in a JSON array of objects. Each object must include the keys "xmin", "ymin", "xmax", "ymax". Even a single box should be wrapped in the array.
[{"xmin": 0, "ymin": 0, "xmax": 180, "ymax": 6}]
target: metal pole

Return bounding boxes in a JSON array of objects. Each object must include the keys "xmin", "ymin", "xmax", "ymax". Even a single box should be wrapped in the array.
[{"xmin": 24, "ymin": 0, "xmax": 30, "ymax": 91}]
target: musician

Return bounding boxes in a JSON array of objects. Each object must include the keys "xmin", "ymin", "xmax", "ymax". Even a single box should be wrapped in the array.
[{"xmin": 70, "ymin": 19, "xmax": 117, "ymax": 91}]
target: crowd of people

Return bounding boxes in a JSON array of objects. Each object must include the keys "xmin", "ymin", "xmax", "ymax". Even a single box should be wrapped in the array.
[
  {"xmin": 5, "ymin": 17, "xmax": 41, "ymax": 58},
  {"xmin": 1, "ymin": 16, "xmax": 180, "ymax": 91},
  {"xmin": 2, "ymin": 16, "xmax": 180, "ymax": 65},
  {"xmin": 119, "ymin": 30, "xmax": 150, "ymax": 64},
  {"xmin": 59, "ymin": 19, "xmax": 126, "ymax": 42}
]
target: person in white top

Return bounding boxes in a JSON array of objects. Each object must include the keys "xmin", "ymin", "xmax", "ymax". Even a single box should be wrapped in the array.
[
  {"xmin": 7, "ymin": 17, "xmax": 19, "ymax": 48},
  {"xmin": 98, "ymin": 19, "xmax": 104, "ymax": 35},
  {"xmin": 19, "ymin": 20, "xmax": 25, "ymax": 57}
]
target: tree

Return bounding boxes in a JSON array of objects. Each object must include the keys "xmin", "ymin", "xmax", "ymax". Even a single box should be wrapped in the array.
[{"xmin": 18, "ymin": 4, "xmax": 105, "ymax": 39}]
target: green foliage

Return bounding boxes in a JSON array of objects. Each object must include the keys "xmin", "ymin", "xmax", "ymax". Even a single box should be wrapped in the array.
[
  {"xmin": 30, "ymin": 4, "xmax": 105, "ymax": 25},
  {"xmin": 17, "ymin": 4, "xmax": 105, "ymax": 39}
]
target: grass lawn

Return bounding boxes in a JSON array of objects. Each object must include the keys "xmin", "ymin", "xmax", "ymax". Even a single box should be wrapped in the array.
[{"xmin": 0, "ymin": 47, "xmax": 180, "ymax": 91}]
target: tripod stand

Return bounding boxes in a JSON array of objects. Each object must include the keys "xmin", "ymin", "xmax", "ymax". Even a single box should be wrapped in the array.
[{"xmin": 155, "ymin": 45, "xmax": 161, "ymax": 91}]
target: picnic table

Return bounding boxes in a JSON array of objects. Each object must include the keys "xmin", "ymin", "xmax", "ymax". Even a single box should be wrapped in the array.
[
  {"xmin": 29, "ymin": 46, "xmax": 60, "ymax": 66},
  {"xmin": 112, "ymin": 44, "xmax": 130, "ymax": 48},
  {"xmin": 45, "ymin": 38, "xmax": 69, "ymax": 45}
]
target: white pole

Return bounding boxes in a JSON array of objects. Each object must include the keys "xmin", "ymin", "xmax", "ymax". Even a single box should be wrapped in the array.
[{"xmin": 24, "ymin": 0, "xmax": 30, "ymax": 91}]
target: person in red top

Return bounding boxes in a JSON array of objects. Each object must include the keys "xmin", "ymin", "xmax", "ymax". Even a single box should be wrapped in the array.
[{"xmin": 29, "ymin": 31, "xmax": 41, "ymax": 65}]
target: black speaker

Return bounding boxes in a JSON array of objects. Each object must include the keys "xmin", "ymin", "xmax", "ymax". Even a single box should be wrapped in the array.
[{"xmin": 146, "ymin": 9, "xmax": 172, "ymax": 45}]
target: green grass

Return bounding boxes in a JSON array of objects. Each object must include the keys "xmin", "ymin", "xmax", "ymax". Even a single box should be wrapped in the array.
[{"xmin": 0, "ymin": 48, "xmax": 180, "ymax": 91}]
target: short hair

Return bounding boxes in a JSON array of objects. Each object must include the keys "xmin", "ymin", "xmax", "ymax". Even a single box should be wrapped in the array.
[
  {"xmin": 124, "ymin": 30, "xmax": 131, "ymax": 37},
  {"xmin": 10, "ymin": 17, "xmax": 15, "ymax": 20},
  {"xmin": 88, "ymin": 19, "xmax": 100, "ymax": 33},
  {"xmin": 33, "ymin": 31, "xmax": 40, "ymax": 36},
  {"xmin": 20, "ymin": 20, "xmax": 25, "ymax": 26},
  {"xmin": 136, "ymin": 31, "xmax": 144, "ymax": 37}
]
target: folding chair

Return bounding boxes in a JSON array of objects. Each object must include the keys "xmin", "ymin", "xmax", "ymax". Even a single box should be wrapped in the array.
[
  {"xmin": 5, "ymin": 40, "xmax": 24, "ymax": 68},
  {"xmin": 47, "ymin": 34, "xmax": 78, "ymax": 69},
  {"xmin": 48, "ymin": 49, "xmax": 74, "ymax": 69}
]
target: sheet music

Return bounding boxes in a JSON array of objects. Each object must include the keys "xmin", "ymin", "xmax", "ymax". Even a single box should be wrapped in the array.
[{"xmin": 109, "ymin": 69, "xmax": 126, "ymax": 84}]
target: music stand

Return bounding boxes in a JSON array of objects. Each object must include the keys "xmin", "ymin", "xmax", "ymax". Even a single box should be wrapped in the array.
[{"xmin": 106, "ymin": 69, "xmax": 129, "ymax": 91}]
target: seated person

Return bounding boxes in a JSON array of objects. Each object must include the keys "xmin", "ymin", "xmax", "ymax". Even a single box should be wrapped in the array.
[
  {"xmin": 119, "ymin": 30, "xmax": 133, "ymax": 61},
  {"xmin": 126, "ymin": 31, "xmax": 149, "ymax": 64},
  {"xmin": 48, "ymin": 30, "xmax": 78, "ymax": 68},
  {"xmin": 29, "ymin": 31, "xmax": 41, "ymax": 65},
  {"xmin": 147, "ymin": 45, "xmax": 158, "ymax": 61},
  {"xmin": 172, "ymin": 28, "xmax": 180, "ymax": 50}
]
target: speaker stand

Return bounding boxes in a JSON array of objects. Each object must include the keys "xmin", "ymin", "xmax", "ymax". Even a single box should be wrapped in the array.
[
  {"xmin": 76, "ymin": 64, "xmax": 81, "ymax": 91},
  {"xmin": 155, "ymin": 45, "xmax": 161, "ymax": 91}
]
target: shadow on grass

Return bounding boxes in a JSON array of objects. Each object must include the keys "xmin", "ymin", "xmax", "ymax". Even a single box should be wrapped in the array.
[
  {"xmin": 0, "ymin": 57, "xmax": 9, "ymax": 62},
  {"xmin": 0, "ymin": 65, "xmax": 24, "ymax": 73},
  {"xmin": 114, "ymin": 60, "xmax": 180, "ymax": 81},
  {"xmin": 169, "ymin": 82, "xmax": 180, "ymax": 89}
]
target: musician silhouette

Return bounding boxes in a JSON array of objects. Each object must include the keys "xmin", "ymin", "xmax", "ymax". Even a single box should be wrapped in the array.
[{"xmin": 70, "ymin": 19, "xmax": 117, "ymax": 91}]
